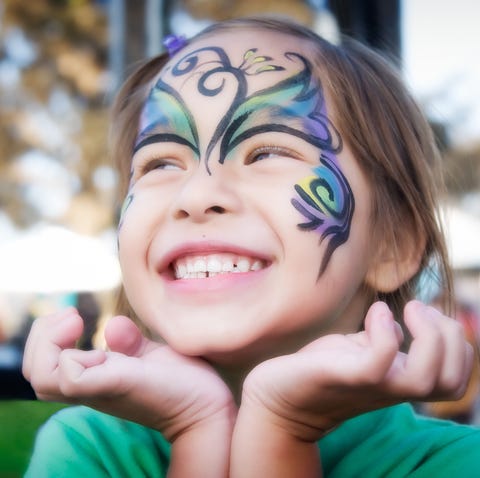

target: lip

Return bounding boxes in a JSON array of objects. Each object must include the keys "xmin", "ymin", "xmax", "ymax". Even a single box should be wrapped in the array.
[{"xmin": 156, "ymin": 240, "xmax": 273, "ymax": 279}]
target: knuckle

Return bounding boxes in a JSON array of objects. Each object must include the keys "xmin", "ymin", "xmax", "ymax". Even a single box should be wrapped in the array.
[
  {"xmin": 410, "ymin": 377, "xmax": 436, "ymax": 397},
  {"xmin": 30, "ymin": 376, "xmax": 54, "ymax": 396},
  {"xmin": 360, "ymin": 369, "xmax": 385, "ymax": 387},
  {"xmin": 450, "ymin": 381, "xmax": 469, "ymax": 400},
  {"xmin": 28, "ymin": 373, "xmax": 43, "ymax": 390},
  {"xmin": 427, "ymin": 324, "xmax": 443, "ymax": 344},
  {"xmin": 346, "ymin": 363, "xmax": 386, "ymax": 387},
  {"xmin": 440, "ymin": 373, "xmax": 464, "ymax": 394},
  {"xmin": 58, "ymin": 374, "xmax": 81, "ymax": 398},
  {"xmin": 448, "ymin": 320, "xmax": 466, "ymax": 340}
]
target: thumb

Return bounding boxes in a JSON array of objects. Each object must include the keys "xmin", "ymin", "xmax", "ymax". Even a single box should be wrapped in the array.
[{"xmin": 104, "ymin": 315, "xmax": 154, "ymax": 356}]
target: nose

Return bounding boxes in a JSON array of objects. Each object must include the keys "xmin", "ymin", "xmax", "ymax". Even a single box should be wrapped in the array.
[{"xmin": 171, "ymin": 165, "xmax": 241, "ymax": 222}]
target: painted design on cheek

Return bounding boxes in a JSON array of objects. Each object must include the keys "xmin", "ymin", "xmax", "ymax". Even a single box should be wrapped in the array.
[
  {"xmin": 292, "ymin": 153, "xmax": 354, "ymax": 275},
  {"xmin": 116, "ymin": 192, "xmax": 133, "ymax": 252},
  {"xmin": 117, "ymin": 167, "xmax": 135, "ymax": 236},
  {"xmin": 118, "ymin": 193, "xmax": 134, "ymax": 231}
]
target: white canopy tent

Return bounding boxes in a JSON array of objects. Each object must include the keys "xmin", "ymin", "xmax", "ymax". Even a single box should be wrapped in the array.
[{"xmin": 0, "ymin": 224, "xmax": 121, "ymax": 294}]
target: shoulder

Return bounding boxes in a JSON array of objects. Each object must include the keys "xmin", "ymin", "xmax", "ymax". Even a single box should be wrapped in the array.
[
  {"xmin": 25, "ymin": 406, "xmax": 171, "ymax": 478},
  {"xmin": 320, "ymin": 403, "xmax": 480, "ymax": 477}
]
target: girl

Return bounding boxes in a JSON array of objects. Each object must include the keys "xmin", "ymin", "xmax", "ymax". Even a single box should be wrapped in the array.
[{"xmin": 23, "ymin": 17, "xmax": 479, "ymax": 477}]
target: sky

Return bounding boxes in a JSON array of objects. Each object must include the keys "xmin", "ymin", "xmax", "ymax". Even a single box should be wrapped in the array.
[{"xmin": 402, "ymin": 0, "xmax": 480, "ymax": 147}]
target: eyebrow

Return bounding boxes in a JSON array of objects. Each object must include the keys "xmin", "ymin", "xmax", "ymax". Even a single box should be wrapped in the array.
[
  {"xmin": 133, "ymin": 78, "xmax": 200, "ymax": 156},
  {"xmin": 133, "ymin": 131, "xmax": 200, "ymax": 155},
  {"xmin": 219, "ymin": 106, "xmax": 337, "ymax": 163}
]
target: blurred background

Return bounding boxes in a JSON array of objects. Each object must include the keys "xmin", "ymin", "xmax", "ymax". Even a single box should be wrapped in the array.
[{"xmin": 0, "ymin": 0, "xmax": 479, "ymax": 430}]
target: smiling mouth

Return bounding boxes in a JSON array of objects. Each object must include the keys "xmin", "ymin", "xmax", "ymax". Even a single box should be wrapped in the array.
[{"xmin": 171, "ymin": 253, "xmax": 266, "ymax": 279}]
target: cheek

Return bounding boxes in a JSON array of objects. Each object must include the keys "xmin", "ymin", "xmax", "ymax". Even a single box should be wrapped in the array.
[
  {"xmin": 291, "ymin": 159, "xmax": 354, "ymax": 235},
  {"xmin": 117, "ymin": 191, "xmax": 150, "ymax": 261},
  {"xmin": 290, "ymin": 155, "xmax": 355, "ymax": 273},
  {"xmin": 118, "ymin": 193, "xmax": 134, "ymax": 231}
]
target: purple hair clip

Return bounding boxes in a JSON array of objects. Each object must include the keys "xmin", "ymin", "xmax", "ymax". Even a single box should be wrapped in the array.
[{"xmin": 163, "ymin": 34, "xmax": 187, "ymax": 56}]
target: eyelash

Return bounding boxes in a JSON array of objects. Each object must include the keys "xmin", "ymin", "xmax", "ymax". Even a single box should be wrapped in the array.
[
  {"xmin": 137, "ymin": 157, "xmax": 181, "ymax": 175},
  {"xmin": 246, "ymin": 145, "xmax": 299, "ymax": 164},
  {"xmin": 133, "ymin": 143, "xmax": 300, "ymax": 176}
]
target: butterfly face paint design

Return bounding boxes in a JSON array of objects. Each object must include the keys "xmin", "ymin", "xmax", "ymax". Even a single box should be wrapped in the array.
[{"xmin": 130, "ymin": 45, "xmax": 354, "ymax": 275}]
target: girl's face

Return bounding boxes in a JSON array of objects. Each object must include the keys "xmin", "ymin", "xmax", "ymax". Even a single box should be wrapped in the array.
[{"xmin": 118, "ymin": 30, "xmax": 374, "ymax": 364}]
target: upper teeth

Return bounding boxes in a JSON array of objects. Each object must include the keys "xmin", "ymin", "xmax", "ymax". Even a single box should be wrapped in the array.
[{"xmin": 173, "ymin": 253, "xmax": 264, "ymax": 279}]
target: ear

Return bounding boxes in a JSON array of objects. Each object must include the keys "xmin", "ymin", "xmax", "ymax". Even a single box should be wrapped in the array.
[{"xmin": 364, "ymin": 229, "xmax": 426, "ymax": 293}]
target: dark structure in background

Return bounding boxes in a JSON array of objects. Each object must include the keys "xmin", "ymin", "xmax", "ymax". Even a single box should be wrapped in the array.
[
  {"xmin": 0, "ymin": 368, "xmax": 35, "ymax": 399},
  {"xmin": 328, "ymin": 0, "xmax": 401, "ymax": 64},
  {"xmin": 109, "ymin": 0, "xmax": 402, "ymax": 91}
]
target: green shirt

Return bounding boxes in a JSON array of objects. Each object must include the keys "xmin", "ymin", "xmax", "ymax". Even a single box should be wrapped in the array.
[{"xmin": 25, "ymin": 404, "xmax": 480, "ymax": 477}]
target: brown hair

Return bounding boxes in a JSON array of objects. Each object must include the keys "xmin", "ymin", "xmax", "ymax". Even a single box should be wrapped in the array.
[{"xmin": 110, "ymin": 17, "xmax": 452, "ymax": 323}]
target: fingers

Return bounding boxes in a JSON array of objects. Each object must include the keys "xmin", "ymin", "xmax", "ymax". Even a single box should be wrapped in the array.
[
  {"xmin": 400, "ymin": 301, "xmax": 445, "ymax": 393},
  {"xmin": 22, "ymin": 309, "xmax": 162, "ymax": 404},
  {"xmin": 357, "ymin": 302, "xmax": 402, "ymax": 383},
  {"xmin": 22, "ymin": 308, "xmax": 83, "ymax": 385},
  {"xmin": 301, "ymin": 302, "xmax": 403, "ymax": 387},
  {"xmin": 104, "ymin": 315, "xmax": 144, "ymax": 355},
  {"xmin": 104, "ymin": 315, "xmax": 157, "ymax": 356},
  {"xmin": 387, "ymin": 300, "xmax": 473, "ymax": 400},
  {"xmin": 57, "ymin": 349, "xmax": 134, "ymax": 397},
  {"xmin": 426, "ymin": 305, "xmax": 474, "ymax": 399},
  {"xmin": 336, "ymin": 300, "xmax": 472, "ymax": 404}
]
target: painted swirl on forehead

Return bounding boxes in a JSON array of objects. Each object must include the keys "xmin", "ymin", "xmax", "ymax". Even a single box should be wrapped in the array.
[
  {"xmin": 133, "ymin": 45, "xmax": 354, "ymax": 275},
  {"xmin": 135, "ymin": 46, "xmax": 286, "ymax": 165}
]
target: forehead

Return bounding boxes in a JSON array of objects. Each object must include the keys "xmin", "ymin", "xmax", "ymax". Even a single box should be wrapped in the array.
[
  {"xmin": 159, "ymin": 29, "xmax": 312, "ymax": 94},
  {"xmin": 136, "ymin": 29, "xmax": 332, "ymax": 150}
]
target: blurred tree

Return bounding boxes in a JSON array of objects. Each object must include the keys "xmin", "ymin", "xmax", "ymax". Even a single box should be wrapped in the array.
[
  {"xmin": 181, "ymin": 0, "xmax": 314, "ymax": 25},
  {"xmin": 0, "ymin": 0, "xmax": 111, "ymax": 231}
]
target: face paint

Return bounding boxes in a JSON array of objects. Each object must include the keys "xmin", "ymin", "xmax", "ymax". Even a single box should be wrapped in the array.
[
  {"xmin": 133, "ymin": 44, "xmax": 354, "ymax": 274},
  {"xmin": 134, "ymin": 47, "xmax": 286, "ymax": 172},
  {"xmin": 135, "ymin": 79, "xmax": 200, "ymax": 156},
  {"xmin": 292, "ymin": 152, "xmax": 354, "ymax": 275},
  {"xmin": 118, "ymin": 193, "xmax": 134, "ymax": 231},
  {"xmin": 117, "ymin": 167, "xmax": 135, "ymax": 239}
]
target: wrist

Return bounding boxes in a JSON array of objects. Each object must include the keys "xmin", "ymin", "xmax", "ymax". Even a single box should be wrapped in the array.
[
  {"xmin": 239, "ymin": 387, "xmax": 330, "ymax": 442},
  {"xmin": 230, "ymin": 396, "xmax": 322, "ymax": 478},
  {"xmin": 168, "ymin": 405, "xmax": 236, "ymax": 478},
  {"xmin": 167, "ymin": 400, "xmax": 237, "ymax": 442}
]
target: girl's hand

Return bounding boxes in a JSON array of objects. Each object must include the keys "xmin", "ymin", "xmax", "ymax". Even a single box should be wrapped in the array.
[
  {"xmin": 22, "ymin": 308, "xmax": 236, "ymax": 477},
  {"xmin": 230, "ymin": 300, "xmax": 473, "ymax": 478},
  {"xmin": 239, "ymin": 300, "xmax": 474, "ymax": 442}
]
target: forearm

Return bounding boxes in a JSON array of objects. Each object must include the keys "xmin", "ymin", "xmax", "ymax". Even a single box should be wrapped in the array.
[
  {"xmin": 230, "ymin": 402, "xmax": 323, "ymax": 478},
  {"xmin": 168, "ymin": 410, "xmax": 235, "ymax": 478}
]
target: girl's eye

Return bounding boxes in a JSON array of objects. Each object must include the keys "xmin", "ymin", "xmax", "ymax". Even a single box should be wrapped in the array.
[
  {"xmin": 141, "ymin": 158, "xmax": 181, "ymax": 174},
  {"xmin": 246, "ymin": 146, "xmax": 297, "ymax": 164}
]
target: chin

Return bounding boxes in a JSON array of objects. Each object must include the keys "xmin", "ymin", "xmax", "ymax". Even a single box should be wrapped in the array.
[{"xmin": 169, "ymin": 330, "xmax": 294, "ymax": 370}]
